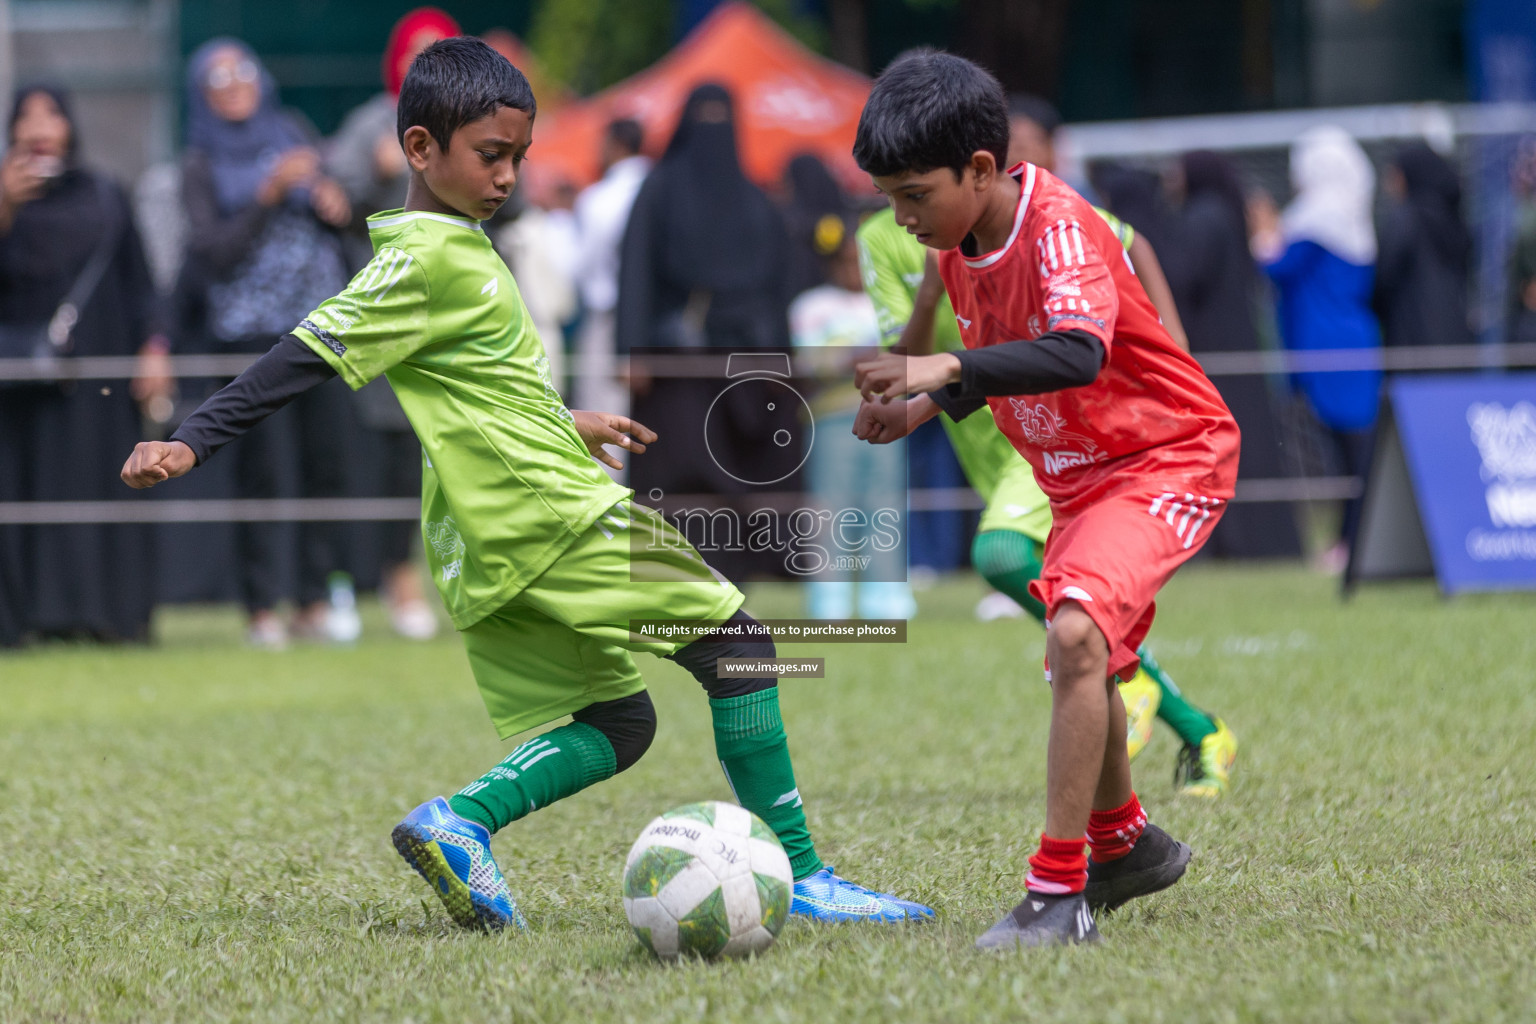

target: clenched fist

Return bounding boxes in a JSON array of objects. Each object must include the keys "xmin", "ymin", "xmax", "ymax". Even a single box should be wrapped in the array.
[{"xmin": 121, "ymin": 440, "xmax": 196, "ymax": 489}]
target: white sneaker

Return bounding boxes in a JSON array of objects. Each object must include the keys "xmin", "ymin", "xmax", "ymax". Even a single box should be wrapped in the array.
[
  {"xmin": 323, "ymin": 604, "xmax": 362, "ymax": 644},
  {"xmin": 323, "ymin": 576, "xmax": 363, "ymax": 644},
  {"xmin": 974, "ymin": 591, "xmax": 1025, "ymax": 622},
  {"xmin": 389, "ymin": 599, "xmax": 438, "ymax": 641},
  {"xmin": 246, "ymin": 616, "xmax": 289, "ymax": 650}
]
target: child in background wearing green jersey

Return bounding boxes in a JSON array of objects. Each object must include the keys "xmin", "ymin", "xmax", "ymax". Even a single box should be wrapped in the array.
[
  {"xmin": 121, "ymin": 38, "xmax": 932, "ymax": 931},
  {"xmin": 853, "ymin": 91, "xmax": 1237, "ymax": 798}
]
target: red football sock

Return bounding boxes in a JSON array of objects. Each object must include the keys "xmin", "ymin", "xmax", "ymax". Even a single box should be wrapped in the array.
[
  {"xmin": 1087, "ymin": 793, "xmax": 1147, "ymax": 863},
  {"xmin": 1025, "ymin": 833, "xmax": 1088, "ymax": 895}
]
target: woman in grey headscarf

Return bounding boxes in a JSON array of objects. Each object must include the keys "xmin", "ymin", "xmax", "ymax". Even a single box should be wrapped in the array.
[{"xmin": 177, "ymin": 38, "xmax": 355, "ymax": 647}]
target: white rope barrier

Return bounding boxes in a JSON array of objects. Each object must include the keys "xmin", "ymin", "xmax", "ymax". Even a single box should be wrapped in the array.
[
  {"xmin": 0, "ymin": 343, "xmax": 1533, "ymax": 383},
  {"xmin": 0, "ymin": 339, "xmax": 1458, "ymax": 524},
  {"xmin": 0, "ymin": 497, "xmax": 423, "ymax": 524},
  {"xmin": 0, "ymin": 353, "xmax": 260, "ymax": 382},
  {"xmin": 1191, "ymin": 342, "xmax": 1536, "ymax": 376},
  {"xmin": 0, "ymin": 477, "xmax": 1361, "ymax": 524}
]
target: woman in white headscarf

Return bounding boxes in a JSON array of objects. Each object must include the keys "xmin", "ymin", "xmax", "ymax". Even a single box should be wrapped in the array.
[{"xmin": 1251, "ymin": 125, "xmax": 1383, "ymax": 563}]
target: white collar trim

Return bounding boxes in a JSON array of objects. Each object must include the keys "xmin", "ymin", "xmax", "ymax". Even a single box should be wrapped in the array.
[
  {"xmin": 368, "ymin": 211, "xmax": 484, "ymax": 232},
  {"xmin": 962, "ymin": 163, "xmax": 1036, "ymax": 269}
]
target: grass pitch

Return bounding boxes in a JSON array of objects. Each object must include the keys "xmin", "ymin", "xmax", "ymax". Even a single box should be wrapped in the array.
[{"xmin": 2, "ymin": 566, "xmax": 1534, "ymax": 1023}]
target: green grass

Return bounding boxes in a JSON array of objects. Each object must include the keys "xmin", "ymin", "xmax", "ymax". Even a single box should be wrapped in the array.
[{"xmin": 3, "ymin": 566, "xmax": 1534, "ymax": 1023}]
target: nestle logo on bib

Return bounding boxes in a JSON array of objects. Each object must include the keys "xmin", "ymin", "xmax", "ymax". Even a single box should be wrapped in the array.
[{"xmin": 1042, "ymin": 450, "xmax": 1106, "ymax": 475}]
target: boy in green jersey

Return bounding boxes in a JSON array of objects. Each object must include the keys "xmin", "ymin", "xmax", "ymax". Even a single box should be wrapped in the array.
[
  {"xmin": 121, "ymin": 38, "xmax": 931, "ymax": 930},
  {"xmin": 852, "ymin": 93, "xmax": 1237, "ymax": 798}
]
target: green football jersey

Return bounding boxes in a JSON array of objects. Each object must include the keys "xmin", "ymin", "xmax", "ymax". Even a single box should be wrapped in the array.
[
  {"xmin": 855, "ymin": 204, "xmax": 1136, "ymax": 500},
  {"xmin": 856, "ymin": 208, "xmax": 963, "ymax": 353},
  {"xmin": 293, "ymin": 209, "xmax": 628, "ymax": 630},
  {"xmin": 1094, "ymin": 205, "xmax": 1135, "ymax": 250}
]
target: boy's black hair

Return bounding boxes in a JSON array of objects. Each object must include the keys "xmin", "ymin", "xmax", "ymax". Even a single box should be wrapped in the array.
[
  {"xmin": 605, "ymin": 117, "xmax": 644, "ymax": 155},
  {"xmin": 1007, "ymin": 93, "xmax": 1061, "ymax": 137},
  {"xmin": 853, "ymin": 49, "xmax": 1008, "ymax": 179},
  {"xmin": 397, "ymin": 36, "xmax": 536, "ymax": 150}
]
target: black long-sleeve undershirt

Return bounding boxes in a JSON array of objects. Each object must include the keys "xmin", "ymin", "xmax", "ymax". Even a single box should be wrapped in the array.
[
  {"xmin": 928, "ymin": 329, "xmax": 1104, "ymax": 421},
  {"xmin": 169, "ymin": 334, "xmax": 337, "ymax": 465}
]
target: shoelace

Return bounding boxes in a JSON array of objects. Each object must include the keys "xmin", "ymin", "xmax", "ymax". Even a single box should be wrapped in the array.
[
  {"xmin": 812, "ymin": 867, "xmax": 886, "ymax": 901},
  {"xmin": 828, "ymin": 871, "xmax": 878, "ymax": 896}
]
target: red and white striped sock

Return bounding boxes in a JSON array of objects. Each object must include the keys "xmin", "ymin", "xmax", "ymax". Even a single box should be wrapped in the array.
[
  {"xmin": 1086, "ymin": 793, "xmax": 1147, "ymax": 863},
  {"xmin": 1025, "ymin": 833, "xmax": 1088, "ymax": 895}
]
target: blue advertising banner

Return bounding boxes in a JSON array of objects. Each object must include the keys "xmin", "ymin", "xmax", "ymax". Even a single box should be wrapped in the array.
[{"xmin": 1358, "ymin": 374, "xmax": 1536, "ymax": 594}]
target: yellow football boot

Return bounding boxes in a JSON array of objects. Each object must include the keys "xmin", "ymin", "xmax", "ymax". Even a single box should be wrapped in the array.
[
  {"xmin": 1118, "ymin": 670, "xmax": 1161, "ymax": 762},
  {"xmin": 1175, "ymin": 717, "xmax": 1238, "ymax": 798}
]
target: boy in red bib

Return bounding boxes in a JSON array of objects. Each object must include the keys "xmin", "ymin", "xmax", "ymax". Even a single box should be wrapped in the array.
[{"xmin": 851, "ymin": 50, "xmax": 1239, "ymax": 947}]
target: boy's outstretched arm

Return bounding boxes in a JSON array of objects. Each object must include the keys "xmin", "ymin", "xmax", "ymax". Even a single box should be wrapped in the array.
[{"xmin": 120, "ymin": 334, "xmax": 337, "ymax": 489}]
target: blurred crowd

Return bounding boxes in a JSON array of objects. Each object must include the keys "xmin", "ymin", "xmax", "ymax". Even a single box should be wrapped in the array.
[
  {"xmin": 0, "ymin": 9, "xmax": 1524, "ymax": 648},
  {"xmin": 1092, "ymin": 125, "xmax": 1477, "ymax": 573}
]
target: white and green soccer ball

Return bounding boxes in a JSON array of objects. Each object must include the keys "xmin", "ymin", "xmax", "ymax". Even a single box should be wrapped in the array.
[{"xmin": 622, "ymin": 801, "xmax": 793, "ymax": 960}]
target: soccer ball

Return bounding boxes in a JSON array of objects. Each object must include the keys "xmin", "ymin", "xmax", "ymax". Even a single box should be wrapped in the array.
[{"xmin": 622, "ymin": 801, "xmax": 793, "ymax": 960}]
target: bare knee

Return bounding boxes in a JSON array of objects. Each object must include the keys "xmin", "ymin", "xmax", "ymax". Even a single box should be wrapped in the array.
[{"xmin": 1047, "ymin": 603, "xmax": 1109, "ymax": 682}]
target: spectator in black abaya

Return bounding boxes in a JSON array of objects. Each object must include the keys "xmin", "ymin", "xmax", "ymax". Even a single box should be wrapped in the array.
[
  {"xmin": 1164, "ymin": 150, "xmax": 1302, "ymax": 559},
  {"xmin": 1092, "ymin": 162, "xmax": 1175, "ymax": 251},
  {"xmin": 616, "ymin": 83, "xmax": 794, "ymax": 581},
  {"xmin": 1375, "ymin": 142, "xmax": 1471, "ymax": 351},
  {"xmin": 617, "ymin": 83, "xmax": 789, "ymax": 354},
  {"xmin": 177, "ymin": 39, "xmax": 354, "ymax": 647},
  {"xmin": 781, "ymin": 152, "xmax": 849, "ymax": 300},
  {"xmin": 0, "ymin": 85, "xmax": 165, "ymax": 646}
]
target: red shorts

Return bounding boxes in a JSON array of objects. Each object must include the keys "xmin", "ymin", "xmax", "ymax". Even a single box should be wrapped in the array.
[{"xmin": 1030, "ymin": 478, "xmax": 1230, "ymax": 681}]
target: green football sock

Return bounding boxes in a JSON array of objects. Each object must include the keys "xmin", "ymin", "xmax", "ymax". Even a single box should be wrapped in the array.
[
  {"xmin": 710, "ymin": 690, "xmax": 823, "ymax": 880},
  {"xmin": 971, "ymin": 529, "xmax": 1047, "ymax": 623},
  {"xmin": 1136, "ymin": 646, "xmax": 1215, "ymax": 747},
  {"xmin": 449, "ymin": 722, "xmax": 616, "ymax": 834}
]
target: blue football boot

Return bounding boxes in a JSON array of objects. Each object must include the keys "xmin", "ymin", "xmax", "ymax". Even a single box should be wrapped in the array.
[
  {"xmin": 391, "ymin": 796, "xmax": 526, "ymax": 931},
  {"xmin": 791, "ymin": 866, "xmax": 935, "ymax": 922}
]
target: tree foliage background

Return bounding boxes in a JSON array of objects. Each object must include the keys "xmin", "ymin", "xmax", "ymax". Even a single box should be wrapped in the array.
[{"xmin": 529, "ymin": 0, "xmax": 831, "ymax": 96}]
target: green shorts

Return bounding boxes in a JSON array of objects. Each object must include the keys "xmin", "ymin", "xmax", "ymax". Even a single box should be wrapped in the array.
[
  {"xmin": 977, "ymin": 457, "xmax": 1053, "ymax": 544},
  {"xmin": 461, "ymin": 501, "xmax": 745, "ymax": 739}
]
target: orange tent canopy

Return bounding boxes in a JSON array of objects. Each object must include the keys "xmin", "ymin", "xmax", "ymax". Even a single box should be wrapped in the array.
[{"xmin": 524, "ymin": 2, "xmax": 873, "ymax": 204}]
